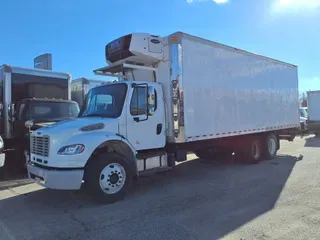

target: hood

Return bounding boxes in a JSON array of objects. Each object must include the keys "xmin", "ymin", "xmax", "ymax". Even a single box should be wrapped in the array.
[
  {"xmin": 32, "ymin": 122, "xmax": 58, "ymax": 131},
  {"xmin": 34, "ymin": 117, "xmax": 119, "ymax": 136},
  {"xmin": 31, "ymin": 117, "xmax": 74, "ymax": 131}
]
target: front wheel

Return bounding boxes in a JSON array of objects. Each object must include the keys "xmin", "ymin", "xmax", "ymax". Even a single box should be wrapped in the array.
[{"xmin": 85, "ymin": 152, "xmax": 133, "ymax": 204}]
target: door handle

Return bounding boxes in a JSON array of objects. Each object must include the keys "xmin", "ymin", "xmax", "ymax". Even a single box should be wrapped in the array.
[{"xmin": 156, "ymin": 124, "xmax": 162, "ymax": 135}]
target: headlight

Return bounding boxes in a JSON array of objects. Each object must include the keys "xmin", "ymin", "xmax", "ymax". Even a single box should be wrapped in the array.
[{"xmin": 57, "ymin": 144, "xmax": 85, "ymax": 155}]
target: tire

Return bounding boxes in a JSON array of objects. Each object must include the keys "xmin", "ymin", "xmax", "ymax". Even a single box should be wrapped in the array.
[
  {"xmin": 262, "ymin": 133, "xmax": 278, "ymax": 160},
  {"xmin": 85, "ymin": 152, "xmax": 133, "ymax": 204},
  {"xmin": 238, "ymin": 137, "xmax": 262, "ymax": 164}
]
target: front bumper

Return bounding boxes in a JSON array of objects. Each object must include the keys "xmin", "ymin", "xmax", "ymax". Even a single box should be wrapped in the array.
[{"xmin": 27, "ymin": 162, "xmax": 84, "ymax": 190}]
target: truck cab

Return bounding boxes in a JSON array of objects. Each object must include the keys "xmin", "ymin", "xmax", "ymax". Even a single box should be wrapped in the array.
[
  {"xmin": 15, "ymin": 98, "xmax": 79, "ymax": 134},
  {"xmin": 16, "ymin": 98, "xmax": 79, "ymax": 144},
  {"xmin": 0, "ymin": 64, "xmax": 77, "ymax": 176},
  {"xmin": 78, "ymin": 81, "xmax": 165, "ymax": 150},
  {"xmin": 20, "ymin": 98, "xmax": 79, "ymax": 165},
  {"xmin": 27, "ymin": 33, "xmax": 172, "ymax": 202}
]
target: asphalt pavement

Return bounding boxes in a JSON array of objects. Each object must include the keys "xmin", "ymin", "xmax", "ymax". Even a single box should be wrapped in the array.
[{"xmin": 0, "ymin": 135, "xmax": 319, "ymax": 240}]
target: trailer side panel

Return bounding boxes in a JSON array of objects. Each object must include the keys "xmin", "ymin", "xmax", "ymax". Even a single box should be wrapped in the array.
[{"xmin": 181, "ymin": 35, "xmax": 300, "ymax": 142}]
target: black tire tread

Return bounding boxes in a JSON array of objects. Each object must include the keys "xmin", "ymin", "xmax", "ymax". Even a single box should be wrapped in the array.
[
  {"xmin": 261, "ymin": 133, "xmax": 278, "ymax": 160},
  {"xmin": 241, "ymin": 137, "xmax": 262, "ymax": 164}
]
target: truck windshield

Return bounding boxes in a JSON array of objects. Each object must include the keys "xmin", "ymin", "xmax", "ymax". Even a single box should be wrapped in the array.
[
  {"xmin": 80, "ymin": 83, "xmax": 127, "ymax": 118},
  {"xmin": 28, "ymin": 102, "xmax": 80, "ymax": 120}
]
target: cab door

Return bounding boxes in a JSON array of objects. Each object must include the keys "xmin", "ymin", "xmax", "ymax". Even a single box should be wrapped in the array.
[
  {"xmin": 126, "ymin": 84, "xmax": 166, "ymax": 151},
  {"xmin": 13, "ymin": 101, "xmax": 28, "ymax": 137}
]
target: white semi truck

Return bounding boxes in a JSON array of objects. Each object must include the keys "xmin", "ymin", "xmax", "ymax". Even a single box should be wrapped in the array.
[
  {"xmin": 27, "ymin": 32, "xmax": 300, "ymax": 203},
  {"xmin": 306, "ymin": 90, "xmax": 320, "ymax": 136}
]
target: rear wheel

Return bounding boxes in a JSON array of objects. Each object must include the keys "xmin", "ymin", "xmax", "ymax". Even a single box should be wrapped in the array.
[
  {"xmin": 237, "ymin": 137, "xmax": 262, "ymax": 164},
  {"xmin": 262, "ymin": 133, "xmax": 278, "ymax": 160},
  {"xmin": 85, "ymin": 152, "xmax": 133, "ymax": 204}
]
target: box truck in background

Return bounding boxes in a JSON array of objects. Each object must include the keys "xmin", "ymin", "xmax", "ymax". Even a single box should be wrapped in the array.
[
  {"xmin": 27, "ymin": 32, "xmax": 300, "ymax": 203},
  {"xmin": 306, "ymin": 90, "xmax": 320, "ymax": 136},
  {"xmin": 0, "ymin": 65, "xmax": 79, "ymax": 177},
  {"xmin": 71, "ymin": 78, "xmax": 109, "ymax": 108}
]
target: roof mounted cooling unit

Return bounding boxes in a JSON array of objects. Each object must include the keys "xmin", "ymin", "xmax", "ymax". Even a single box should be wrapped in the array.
[{"xmin": 34, "ymin": 53, "xmax": 52, "ymax": 70}]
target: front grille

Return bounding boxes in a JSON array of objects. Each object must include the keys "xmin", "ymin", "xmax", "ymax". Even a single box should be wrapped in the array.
[{"xmin": 31, "ymin": 135, "xmax": 50, "ymax": 157}]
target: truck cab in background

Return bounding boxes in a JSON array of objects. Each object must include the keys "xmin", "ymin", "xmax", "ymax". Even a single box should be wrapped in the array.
[
  {"xmin": 18, "ymin": 98, "xmax": 79, "ymax": 164},
  {"xmin": 0, "ymin": 65, "xmax": 79, "ymax": 177},
  {"xmin": 306, "ymin": 90, "xmax": 320, "ymax": 136},
  {"xmin": 300, "ymin": 107, "xmax": 308, "ymax": 133},
  {"xmin": 71, "ymin": 77, "xmax": 109, "ymax": 108}
]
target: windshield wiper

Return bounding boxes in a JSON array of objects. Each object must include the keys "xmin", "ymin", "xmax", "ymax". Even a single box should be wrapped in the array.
[
  {"xmin": 83, "ymin": 113, "xmax": 103, "ymax": 117},
  {"xmin": 80, "ymin": 113, "xmax": 110, "ymax": 118}
]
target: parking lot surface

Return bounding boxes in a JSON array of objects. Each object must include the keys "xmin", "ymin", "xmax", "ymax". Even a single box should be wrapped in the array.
[{"xmin": 0, "ymin": 136, "xmax": 319, "ymax": 240}]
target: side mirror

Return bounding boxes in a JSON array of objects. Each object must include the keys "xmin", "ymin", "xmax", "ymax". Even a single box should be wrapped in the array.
[
  {"xmin": 148, "ymin": 86, "xmax": 156, "ymax": 116},
  {"xmin": 25, "ymin": 120, "xmax": 34, "ymax": 131}
]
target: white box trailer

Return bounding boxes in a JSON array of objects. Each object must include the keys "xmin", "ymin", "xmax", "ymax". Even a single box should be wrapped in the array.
[
  {"xmin": 306, "ymin": 90, "xmax": 320, "ymax": 135},
  {"xmin": 27, "ymin": 32, "xmax": 300, "ymax": 203},
  {"xmin": 71, "ymin": 78, "xmax": 109, "ymax": 108}
]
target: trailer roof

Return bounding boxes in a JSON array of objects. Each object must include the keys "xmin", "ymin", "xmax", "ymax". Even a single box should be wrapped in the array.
[
  {"xmin": 0, "ymin": 64, "xmax": 71, "ymax": 79},
  {"xmin": 169, "ymin": 31, "xmax": 297, "ymax": 68},
  {"xmin": 72, "ymin": 77, "xmax": 109, "ymax": 84},
  {"xmin": 307, "ymin": 90, "xmax": 320, "ymax": 94}
]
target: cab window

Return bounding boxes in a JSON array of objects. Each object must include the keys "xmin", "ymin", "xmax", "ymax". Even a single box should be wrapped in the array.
[{"xmin": 130, "ymin": 87, "xmax": 157, "ymax": 116}]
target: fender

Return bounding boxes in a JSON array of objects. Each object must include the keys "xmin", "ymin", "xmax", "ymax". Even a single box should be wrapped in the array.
[
  {"xmin": 83, "ymin": 132, "xmax": 138, "ymax": 176},
  {"xmin": 41, "ymin": 131, "xmax": 136, "ymax": 169}
]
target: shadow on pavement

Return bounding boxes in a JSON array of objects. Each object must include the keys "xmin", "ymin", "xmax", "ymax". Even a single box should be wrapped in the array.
[
  {"xmin": 0, "ymin": 154, "xmax": 300, "ymax": 240},
  {"xmin": 304, "ymin": 136, "xmax": 320, "ymax": 148},
  {"xmin": 0, "ymin": 163, "xmax": 29, "ymax": 190},
  {"xmin": 0, "ymin": 177, "xmax": 31, "ymax": 191}
]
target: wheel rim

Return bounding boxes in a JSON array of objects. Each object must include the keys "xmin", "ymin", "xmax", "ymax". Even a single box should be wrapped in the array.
[
  {"xmin": 251, "ymin": 140, "xmax": 260, "ymax": 159},
  {"xmin": 99, "ymin": 163, "xmax": 126, "ymax": 194},
  {"xmin": 268, "ymin": 137, "xmax": 277, "ymax": 156}
]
